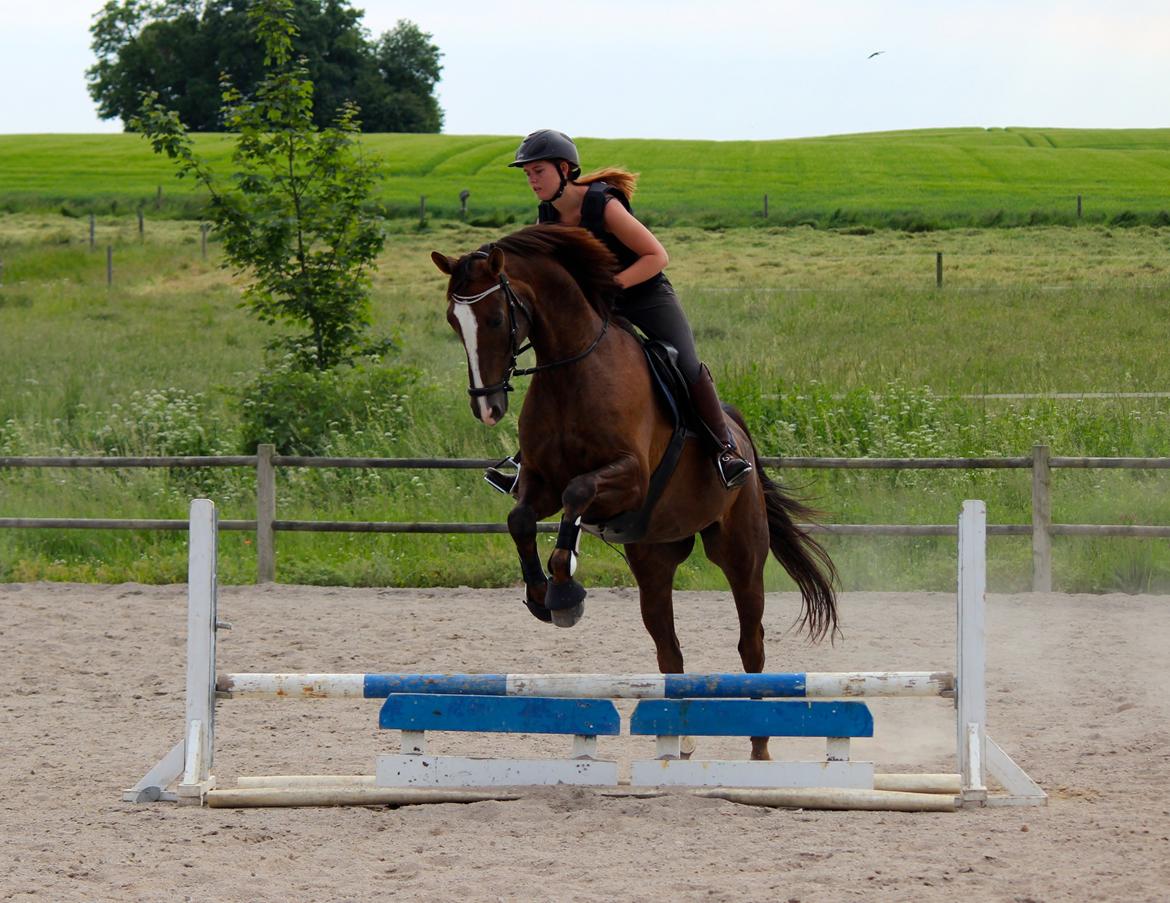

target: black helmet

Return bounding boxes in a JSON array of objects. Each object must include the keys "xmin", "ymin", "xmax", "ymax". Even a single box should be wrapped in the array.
[{"xmin": 509, "ymin": 129, "xmax": 581, "ymax": 178}]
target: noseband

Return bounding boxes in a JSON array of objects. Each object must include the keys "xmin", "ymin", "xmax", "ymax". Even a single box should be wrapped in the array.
[{"xmin": 449, "ymin": 250, "xmax": 610, "ymax": 399}]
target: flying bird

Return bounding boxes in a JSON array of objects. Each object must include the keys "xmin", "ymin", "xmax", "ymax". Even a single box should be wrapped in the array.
[{"xmin": 868, "ymin": 50, "xmax": 886, "ymax": 59}]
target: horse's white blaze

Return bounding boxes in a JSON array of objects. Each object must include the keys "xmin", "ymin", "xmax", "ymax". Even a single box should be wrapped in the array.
[{"xmin": 452, "ymin": 303, "xmax": 495, "ymax": 424}]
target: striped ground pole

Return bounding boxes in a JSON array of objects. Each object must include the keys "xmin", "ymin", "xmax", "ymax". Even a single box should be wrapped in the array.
[{"xmin": 215, "ymin": 671, "xmax": 954, "ymax": 700}]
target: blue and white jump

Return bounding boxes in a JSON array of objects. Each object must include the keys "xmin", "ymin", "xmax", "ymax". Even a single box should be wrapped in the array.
[{"xmin": 123, "ymin": 499, "xmax": 1046, "ymax": 811}]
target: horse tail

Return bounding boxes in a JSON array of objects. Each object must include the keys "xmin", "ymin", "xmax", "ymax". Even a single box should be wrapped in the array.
[{"xmin": 725, "ymin": 407, "xmax": 840, "ymax": 643}]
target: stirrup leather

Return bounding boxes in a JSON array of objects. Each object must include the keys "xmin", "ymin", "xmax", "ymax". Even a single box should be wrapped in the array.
[{"xmin": 484, "ymin": 456, "xmax": 520, "ymax": 494}]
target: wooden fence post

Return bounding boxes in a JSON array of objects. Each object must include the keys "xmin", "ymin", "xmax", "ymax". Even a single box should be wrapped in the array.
[
  {"xmin": 106, "ymin": 246, "xmax": 113, "ymax": 286},
  {"xmin": 200, "ymin": 223, "xmax": 209, "ymax": 260},
  {"xmin": 936, "ymin": 252, "xmax": 943, "ymax": 288},
  {"xmin": 256, "ymin": 443, "xmax": 276, "ymax": 583},
  {"xmin": 1076, "ymin": 194, "xmax": 1082, "ymax": 219},
  {"xmin": 1031, "ymin": 444, "xmax": 1052, "ymax": 592},
  {"xmin": 763, "ymin": 194, "xmax": 769, "ymax": 219},
  {"xmin": 138, "ymin": 207, "xmax": 145, "ymax": 240},
  {"xmin": 89, "ymin": 214, "xmax": 96, "ymax": 249}
]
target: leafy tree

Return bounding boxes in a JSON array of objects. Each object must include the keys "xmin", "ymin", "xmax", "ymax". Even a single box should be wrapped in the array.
[
  {"xmin": 88, "ymin": 0, "xmax": 443, "ymax": 132},
  {"xmin": 365, "ymin": 21, "xmax": 443, "ymax": 133},
  {"xmin": 134, "ymin": 0, "xmax": 385, "ymax": 370}
]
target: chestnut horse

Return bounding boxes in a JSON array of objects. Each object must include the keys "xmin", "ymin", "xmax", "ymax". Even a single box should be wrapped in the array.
[{"xmin": 432, "ymin": 224, "xmax": 837, "ymax": 760}]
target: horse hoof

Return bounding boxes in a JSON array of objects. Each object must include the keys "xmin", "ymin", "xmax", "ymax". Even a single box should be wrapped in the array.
[
  {"xmin": 524, "ymin": 597, "xmax": 553, "ymax": 623},
  {"xmin": 546, "ymin": 579, "xmax": 586, "ymax": 628},
  {"xmin": 551, "ymin": 601, "xmax": 584, "ymax": 628},
  {"xmin": 546, "ymin": 578, "xmax": 586, "ymax": 610}
]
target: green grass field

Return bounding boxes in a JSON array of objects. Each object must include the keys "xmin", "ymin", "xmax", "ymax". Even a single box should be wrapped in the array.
[
  {"xmin": 2, "ymin": 127, "xmax": 1170, "ymax": 227},
  {"xmin": 3, "ymin": 202, "xmax": 1169, "ymax": 591}
]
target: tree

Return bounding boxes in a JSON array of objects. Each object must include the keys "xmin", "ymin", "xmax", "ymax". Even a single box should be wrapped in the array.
[
  {"xmin": 88, "ymin": 0, "xmax": 443, "ymax": 132},
  {"xmin": 133, "ymin": 0, "xmax": 384, "ymax": 370},
  {"xmin": 366, "ymin": 21, "xmax": 443, "ymax": 132}
]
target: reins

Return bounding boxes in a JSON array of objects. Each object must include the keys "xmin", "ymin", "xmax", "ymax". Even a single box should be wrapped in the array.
[{"xmin": 450, "ymin": 251, "xmax": 610, "ymax": 398}]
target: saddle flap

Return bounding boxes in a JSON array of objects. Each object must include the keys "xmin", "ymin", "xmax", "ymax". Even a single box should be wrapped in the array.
[{"xmin": 641, "ymin": 340, "xmax": 691, "ymax": 430}]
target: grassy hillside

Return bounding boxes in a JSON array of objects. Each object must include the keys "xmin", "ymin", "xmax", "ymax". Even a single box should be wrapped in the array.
[{"xmin": 2, "ymin": 128, "xmax": 1169, "ymax": 228}]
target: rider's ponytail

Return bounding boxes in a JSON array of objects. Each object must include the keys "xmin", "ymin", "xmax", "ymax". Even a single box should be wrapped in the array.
[{"xmin": 576, "ymin": 167, "xmax": 638, "ymax": 200}]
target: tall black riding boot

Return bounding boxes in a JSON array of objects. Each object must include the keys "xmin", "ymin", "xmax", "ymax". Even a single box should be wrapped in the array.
[{"xmin": 688, "ymin": 364, "xmax": 753, "ymax": 489}]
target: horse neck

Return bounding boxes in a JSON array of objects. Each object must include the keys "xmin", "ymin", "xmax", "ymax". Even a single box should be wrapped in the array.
[{"xmin": 521, "ymin": 264, "xmax": 605, "ymax": 364}]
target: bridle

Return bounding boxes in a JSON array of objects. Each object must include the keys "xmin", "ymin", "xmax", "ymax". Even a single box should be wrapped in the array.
[{"xmin": 449, "ymin": 250, "xmax": 610, "ymax": 398}]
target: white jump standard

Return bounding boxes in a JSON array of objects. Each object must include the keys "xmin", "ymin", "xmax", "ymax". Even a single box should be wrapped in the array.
[{"xmin": 124, "ymin": 498, "xmax": 1045, "ymax": 810}]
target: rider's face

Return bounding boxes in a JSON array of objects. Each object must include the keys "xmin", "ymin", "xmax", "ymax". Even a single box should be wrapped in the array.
[{"xmin": 522, "ymin": 161, "xmax": 564, "ymax": 201}]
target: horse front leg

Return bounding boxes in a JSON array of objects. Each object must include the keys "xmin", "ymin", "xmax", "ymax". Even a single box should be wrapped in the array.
[
  {"xmin": 545, "ymin": 455, "xmax": 644, "ymax": 628},
  {"xmin": 507, "ymin": 477, "xmax": 560, "ymax": 623}
]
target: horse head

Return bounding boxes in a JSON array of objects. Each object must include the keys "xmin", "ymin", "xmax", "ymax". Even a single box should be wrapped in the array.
[{"xmin": 432, "ymin": 246, "xmax": 532, "ymax": 426}]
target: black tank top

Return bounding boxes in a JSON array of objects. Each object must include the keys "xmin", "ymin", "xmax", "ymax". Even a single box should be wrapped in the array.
[{"xmin": 538, "ymin": 182, "xmax": 665, "ymax": 293}]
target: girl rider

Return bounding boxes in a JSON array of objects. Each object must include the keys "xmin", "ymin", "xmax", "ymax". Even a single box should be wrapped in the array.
[{"xmin": 486, "ymin": 129, "xmax": 752, "ymax": 491}]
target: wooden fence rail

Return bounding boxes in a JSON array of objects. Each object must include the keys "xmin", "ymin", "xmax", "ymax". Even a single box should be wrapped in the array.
[{"xmin": 3, "ymin": 444, "xmax": 1169, "ymax": 591}]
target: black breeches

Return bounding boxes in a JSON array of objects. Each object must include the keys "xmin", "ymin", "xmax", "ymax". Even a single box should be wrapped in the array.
[{"xmin": 617, "ymin": 280, "xmax": 702, "ymax": 383}]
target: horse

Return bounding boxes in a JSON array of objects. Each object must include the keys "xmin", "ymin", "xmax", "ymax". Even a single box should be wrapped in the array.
[{"xmin": 431, "ymin": 224, "xmax": 838, "ymax": 760}]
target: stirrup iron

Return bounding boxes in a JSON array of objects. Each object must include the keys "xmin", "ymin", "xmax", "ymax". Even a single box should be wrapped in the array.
[
  {"xmin": 716, "ymin": 447, "xmax": 753, "ymax": 489},
  {"xmin": 484, "ymin": 456, "xmax": 520, "ymax": 495}
]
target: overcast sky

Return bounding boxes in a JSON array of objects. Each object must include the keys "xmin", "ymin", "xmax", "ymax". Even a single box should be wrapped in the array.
[{"xmin": 2, "ymin": 0, "xmax": 1168, "ymax": 140}]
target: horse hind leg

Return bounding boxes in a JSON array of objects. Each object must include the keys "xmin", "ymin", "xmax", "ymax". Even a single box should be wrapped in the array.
[
  {"xmin": 626, "ymin": 538, "xmax": 698, "ymax": 758},
  {"xmin": 700, "ymin": 518, "xmax": 772, "ymax": 761}
]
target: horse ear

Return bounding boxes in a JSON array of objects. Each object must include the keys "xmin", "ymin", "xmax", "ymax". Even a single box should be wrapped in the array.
[
  {"xmin": 487, "ymin": 247, "xmax": 505, "ymax": 277},
  {"xmin": 431, "ymin": 251, "xmax": 455, "ymax": 275}
]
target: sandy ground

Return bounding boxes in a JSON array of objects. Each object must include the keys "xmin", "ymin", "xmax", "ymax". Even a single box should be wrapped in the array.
[{"xmin": 2, "ymin": 581, "xmax": 1168, "ymax": 902}]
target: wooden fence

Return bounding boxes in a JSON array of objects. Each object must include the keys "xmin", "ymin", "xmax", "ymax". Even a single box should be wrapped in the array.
[{"xmin": 3, "ymin": 444, "xmax": 1168, "ymax": 591}]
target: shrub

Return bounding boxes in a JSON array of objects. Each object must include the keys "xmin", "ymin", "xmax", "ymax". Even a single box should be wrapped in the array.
[{"xmin": 238, "ymin": 351, "xmax": 421, "ymax": 455}]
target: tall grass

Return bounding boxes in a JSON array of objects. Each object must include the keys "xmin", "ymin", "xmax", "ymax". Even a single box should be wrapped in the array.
[{"xmin": 2, "ymin": 215, "xmax": 1169, "ymax": 590}]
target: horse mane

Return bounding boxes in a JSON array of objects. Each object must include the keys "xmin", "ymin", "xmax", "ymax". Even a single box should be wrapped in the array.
[{"xmin": 486, "ymin": 225, "xmax": 621, "ymax": 320}]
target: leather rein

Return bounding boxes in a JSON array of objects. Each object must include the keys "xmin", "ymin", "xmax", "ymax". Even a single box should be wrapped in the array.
[{"xmin": 449, "ymin": 253, "xmax": 610, "ymax": 399}]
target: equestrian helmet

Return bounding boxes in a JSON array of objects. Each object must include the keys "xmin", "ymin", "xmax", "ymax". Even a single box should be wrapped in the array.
[{"xmin": 509, "ymin": 129, "xmax": 581, "ymax": 177}]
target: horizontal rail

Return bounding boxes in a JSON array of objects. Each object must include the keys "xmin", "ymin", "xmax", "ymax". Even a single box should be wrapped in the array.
[
  {"xmin": 215, "ymin": 671, "xmax": 956, "ymax": 700},
  {"xmin": 272, "ymin": 456, "xmax": 499, "ymax": 469},
  {"xmin": 6, "ymin": 455, "xmax": 1170, "ymax": 471},
  {"xmin": 274, "ymin": 520, "xmax": 554, "ymax": 535},
  {"xmin": 1050, "ymin": 524, "xmax": 1170, "ymax": 537},
  {"xmin": 1050, "ymin": 457, "xmax": 1170, "ymax": 469},
  {"xmin": 3, "ymin": 518, "xmax": 1158, "ymax": 537},
  {"xmin": 0, "ymin": 518, "xmax": 256, "ymax": 531},
  {"xmin": 808, "ymin": 524, "xmax": 1031, "ymax": 536},
  {"xmin": 0, "ymin": 456, "xmax": 256, "ymax": 468},
  {"xmin": 757, "ymin": 456, "xmax": 1032, "ymax": 469}
]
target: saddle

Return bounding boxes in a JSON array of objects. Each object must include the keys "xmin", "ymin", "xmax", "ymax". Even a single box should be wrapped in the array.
[{"xmin": 581, "ymin": 339, "xmax": 696, "ymax": 544}]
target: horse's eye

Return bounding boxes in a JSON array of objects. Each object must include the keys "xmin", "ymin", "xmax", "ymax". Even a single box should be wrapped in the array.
[{"xmin": 487, "ymin": 314, "xmax": 505, "ymax": 329}]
